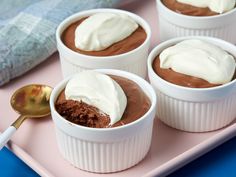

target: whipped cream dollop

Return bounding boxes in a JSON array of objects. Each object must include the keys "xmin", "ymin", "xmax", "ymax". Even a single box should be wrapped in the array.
[
  {"xmin": 75, "ymin": 12, "xmax": 138, "ymax": 51},
  {"xmin": 65, "ymin": 71, "xmax": 127, "ymax": 125},
  {"xmin": 160, "ymin": 39, "xmax": 236, "ymax": 84},
  {"xmin": 177, "ymin": 0, "xmax": 236, "ymax": 13}
]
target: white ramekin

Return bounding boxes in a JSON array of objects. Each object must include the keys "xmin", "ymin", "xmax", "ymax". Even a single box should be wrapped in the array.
[
  {"xmin": 50, "ymin": 69, "xmax": 157, "ymax": 173},
  {"xmin": 156, "ymin": 0, "xmax": 236, "ymax": 44},
  {"xmin": 148, "ymin": 36, "xmax": 236, "ymax": 132},
  {"xmin": 56, "ymin": 8, "xmax": 151, "ymax": 79}
]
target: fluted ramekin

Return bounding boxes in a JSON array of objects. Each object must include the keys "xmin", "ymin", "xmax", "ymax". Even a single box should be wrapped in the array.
[
  {"xmin": 156, "ymin": 0, "xmax": 236, "ymax": 43},
  {"xmin": 56, "ymin": 8, "xmax": 151, "ymax": 79},
  {"xmin": 50, "ymin": 69, "xmax": 156, "ymax": 173},
  {"xmin": 148, "ymin": 36, "xmax": 236, "ymax": 132}
]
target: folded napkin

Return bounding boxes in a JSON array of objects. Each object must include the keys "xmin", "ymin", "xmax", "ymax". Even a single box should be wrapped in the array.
[{"xmin": 0, "ymin": 0, "xmax": 121, "ymax": 86}]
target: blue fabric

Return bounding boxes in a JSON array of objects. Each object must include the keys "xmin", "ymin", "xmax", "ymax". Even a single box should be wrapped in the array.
[
  {"xmin": 0, "ymin": 0, "xmax": 120, "ymax": 86},
  {"xmin": 1, "ymin": 137, "xmax": 236, "ymax": 177},
  {"xmin": 0, "ymin": 147, "xmax": 39, "ymax": 177}
]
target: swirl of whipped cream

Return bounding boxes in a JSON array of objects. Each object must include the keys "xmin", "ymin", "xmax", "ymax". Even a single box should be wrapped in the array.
[
  {"xmin": 177, "ymin": 0, "xmax": 236, "ymax": 13},
  {"xmin": 160, "ymin": 39, "xmax": 236, "ymax": 84},
  {"xmin": 75, "ymin": 12, "xmax": 138, "ymax": 51},
  {"xmin": 65, "ymin": 70, "xmax": 127, "ymax": 125}
]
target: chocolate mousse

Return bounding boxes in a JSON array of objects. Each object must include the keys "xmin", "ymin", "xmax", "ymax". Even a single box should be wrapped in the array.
[
  {"xmin": 61, "ymin": 18, "xmax": 146, "ymax": 56},
  {"xmin": 153, "ymin": 56, "xmax": 236, "ymax": 88},
  {"xmin": 55, "ymin": 98, "xmax": 110, "ymax": 128},
  {"xmin": 55, "ymin": 75, "xmax": 151, "ymax": 128},
  {"xmin": 162, "ymin": 0, "xmax": 218, "ymax": 16}
]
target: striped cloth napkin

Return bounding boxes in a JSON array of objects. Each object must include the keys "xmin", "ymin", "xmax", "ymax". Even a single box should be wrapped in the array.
[{"xmin": 0, "ymin": 0, "xmax": 121, "ymax": 86}]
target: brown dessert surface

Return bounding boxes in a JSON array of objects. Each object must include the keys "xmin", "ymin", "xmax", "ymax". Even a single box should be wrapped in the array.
[
  {"xmin": 61, "ymin": 17, "xmax": 147, "ymax": 56},
  {"xmin": 55, "ymin": 75, "xmax": 151, "ymax": 128},
  {"xmin": 153, "ymin": 55, "xmax": 223, "ymax": 88},
  {"xmin": 56, "ymin": 99, "xmax": 110, "ymax": 128},
  {"xmin": 162, "ymin": 0, "xmax": 218, "ymax": 16}
]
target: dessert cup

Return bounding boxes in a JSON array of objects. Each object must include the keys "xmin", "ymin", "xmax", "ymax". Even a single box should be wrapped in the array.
[
  {"xmin": 50, "ymin": 69, "xmax": 157, "ymax": 173},
  {"xmin": 148, "ymin": 36, "xmax": 236, "ymax": 132},
  {"xmin": 56, "ymin": 8, "xmax": 151, "ymax": 79},
  {"xmin": 156, "ymin": 0, "xmax": 236, "ymax": 43}
]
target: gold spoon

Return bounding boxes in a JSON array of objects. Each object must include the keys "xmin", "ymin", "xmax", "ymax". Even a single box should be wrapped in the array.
[{"xmin": 0, "ymin": 84, "xmax": 52, "ymax": 150}]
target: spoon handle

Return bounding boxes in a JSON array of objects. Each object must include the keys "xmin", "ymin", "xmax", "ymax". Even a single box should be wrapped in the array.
[{"xmin": 0, "ymin": 126, "xmax": 16, "ymax": 150}]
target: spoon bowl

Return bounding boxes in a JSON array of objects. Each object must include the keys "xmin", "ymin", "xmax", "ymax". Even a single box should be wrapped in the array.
[{"xmin": 11, "ymin": 84, "xmax": 52, "ymax": 117}]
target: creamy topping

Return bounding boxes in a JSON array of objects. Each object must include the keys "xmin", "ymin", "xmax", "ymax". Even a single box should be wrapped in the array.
[
  {"xmin": 65, "ymin": 71, "xmax": 127, "ymax": 125},
  {"xmin": 160, "ymin": 39, "xmax": 236, "ymax": 84},
  {"xmin": 177, "ymin": 0, "xmax": 236, "ymax": 13},
  {"xmin": 75, "ymin": 12, "xmax": 138, "ymax": 51}
]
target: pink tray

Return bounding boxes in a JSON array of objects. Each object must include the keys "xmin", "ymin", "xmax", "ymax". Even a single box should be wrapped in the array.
[
  {"xmin": 1, "ymin": 0, "xmax": 236, "ymax": 176},
  {"xmin": 2, "ymin": 117, "xmax": 236, "ymax": 177}
]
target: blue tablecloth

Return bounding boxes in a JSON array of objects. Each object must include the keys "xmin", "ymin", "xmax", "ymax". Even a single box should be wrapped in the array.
[
  {"xmin": 0, "ymin": 147, "xmax": 39, "ymax": 177},
  {"xmin": 1, "ymin": 137, "xmax": 236, "ymax": 177}
]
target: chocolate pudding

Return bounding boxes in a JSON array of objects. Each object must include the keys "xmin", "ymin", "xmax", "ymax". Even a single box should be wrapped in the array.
[
  {"xmin": 61, "ymin": 17, "xmax": 146, "ymax": 56},
  {"xmin": 162, "ymin": 0, "xmax": 219, "ymax": 16},
  {"xmin": 152, "ymin": 56, "xmax": 236, "ymax": 88},
  {"xmin": 55, "ymin": 75, "xmax": 151, "ymax": 128}
]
